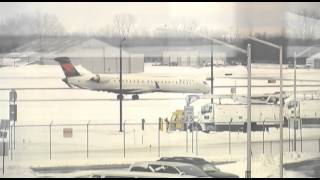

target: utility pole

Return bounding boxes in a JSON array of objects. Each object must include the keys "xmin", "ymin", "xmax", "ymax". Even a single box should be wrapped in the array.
[
  {"xmin": 246, "ymin": 44, "xmax": 252, "ymax": 178},
  {"xmin": 247, "ymin": 36, "xmax": 284, "ymax": 178},
  {"xmin": 279, "ymin": 46, "xmax": 284, "ymax": 178},
  {"xmin": 211, "ymin": 42, "xmax": 214, "ymax": 104},
  {"xmin": 119, "ymin": 38, "xmax": 126, "ymax": 132},
  {"xmin": 293, "ymin": 52, "xmax": 297, "ymax": 151}
]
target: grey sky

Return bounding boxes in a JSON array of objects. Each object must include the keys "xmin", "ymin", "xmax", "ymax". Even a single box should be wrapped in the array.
[{"xmin": 0, "ymin": 2, "xmax": 320, "ymax": 35}]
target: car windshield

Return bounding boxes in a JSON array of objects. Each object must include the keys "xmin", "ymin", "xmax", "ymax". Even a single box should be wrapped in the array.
[
  {"xmin": 202, "ymin": 163, "xmax": 220, "ymax": 172},
  {"xmin": 177, "ymin": 166, "xmax": 208, "ymax": 177}
]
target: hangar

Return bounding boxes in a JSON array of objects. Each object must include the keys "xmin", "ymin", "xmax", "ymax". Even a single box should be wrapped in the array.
[{"xmin": 5, "ymin": 37, "xmax": 144, "ymax": 74}]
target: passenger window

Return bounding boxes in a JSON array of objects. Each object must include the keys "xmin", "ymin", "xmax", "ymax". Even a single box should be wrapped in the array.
[
  {"xmin": 151, "ymin": 165, "xmax": 179, "ymax": 174},
  {"xmin": 131, "ymin": 166, "xmax": 152, "ymax": 172},
  {"xmin": 162, "ymin": 166, "xmax": 179, "ymax": 174}
]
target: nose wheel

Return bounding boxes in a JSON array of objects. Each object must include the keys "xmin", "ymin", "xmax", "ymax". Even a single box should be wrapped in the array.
[{"xmin": 132, "ymin": 94, "xmax": 139, "ymax": 100}]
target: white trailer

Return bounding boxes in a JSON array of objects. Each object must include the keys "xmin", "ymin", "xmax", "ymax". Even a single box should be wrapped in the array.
[
  {"xmin": 194, "ymin": 103, "xmax": 281, "ymax": 132},
  {"xmin": 284, "ymin": 96, "xmax": 320, "ymax": 128}
]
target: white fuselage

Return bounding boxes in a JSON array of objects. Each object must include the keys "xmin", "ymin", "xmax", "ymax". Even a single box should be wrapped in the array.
[{"xmin": 67, "ymin": 74, "xmax": 210, "ymax": 94}]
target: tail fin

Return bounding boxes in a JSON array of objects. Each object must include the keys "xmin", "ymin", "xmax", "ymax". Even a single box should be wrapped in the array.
[{"xmin": 54, "ymin": 57, "xmax": 81, "ymax": 78}]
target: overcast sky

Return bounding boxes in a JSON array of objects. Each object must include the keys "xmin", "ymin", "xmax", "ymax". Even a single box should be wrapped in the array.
[{"xmin": 0, "ymin": 2, "xmax": 320, "ymax": 35}]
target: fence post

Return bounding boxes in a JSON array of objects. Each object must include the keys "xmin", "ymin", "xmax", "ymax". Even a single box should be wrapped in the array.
[
  {"xmin": 192, "ymin": 123, "xmax": 194, "ymax": 153},
  {"xmin": 196, "ymin": 126, "xmax": 198, "ymax": 156},
  {"xmin": 186, "ymin": 123, "xmax": 188, "ymax": 153},
  {"xmin": 87, "ymin": 120, "xmax": 90, "ymax": 159},
  {"xmin": 263, "ymin": 120, "xmax": 265, "ymax": 154},
  {"xmin": 300, "ymin": 119, "xmax": 303, "ymax": 153},
  {"xmin": 2, "ymin": 130, "xmax": 5, "ymax": 174},
  {"xmin": 8, "ymin": 123, "xmax": 10, "ymax": 151},
  {"xmin": 158, "ymin": 119, "xmax": 161, "ymax": 157},
  {"xmin": 13, "ymin": 121, "xmax": 15, "ymax": 150},
  {"xmin": 49, "ymin": 121, "xmax": 53, "ymax": 160},
  {"xmin": 288, "ymin": 118, "xmax": 291, "ymax": 152},
  {"xmin": 123, "ymin": 121, "xmax": 126, "ymax": 158},
  {"xmin": 141, "ymin": 119, "xmax": 145, "ymax": 145},
  {"xmin": 229, "ymin": 119, "xmax": 232, "ymax": 154},
  {"xmin": 10, "ymin": 124, "xmax": 12, "ymax": 161}
]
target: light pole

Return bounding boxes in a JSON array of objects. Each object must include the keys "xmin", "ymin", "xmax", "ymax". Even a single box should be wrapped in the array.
[
  {"xmin": 246, "ymin": 44, "xmax": 252, "ymax": 178},
  {"xmin": 293, "ymin": 52, "xmax": 297, "ymax": 152},
  {"xmin": 184, "ymin": 32, "xmax": 252, "ymax": 177},
  {"xmin": 119, "ymin": 37, "xmax": 126, "ymax": 132},
  {"xmin": 211, "ymin": 42, "xmax": 214, "ymax": 104},
  {"xmin": 158, "ymin": 27, "xmax": 252, "ymax": 177},
  {"xmin": 247, "ymin": 36, "xmax": 284, "ymax": 178},
  {"xmin": 292, "ymin": 45, "xmax": 319, "ymax": 151}
]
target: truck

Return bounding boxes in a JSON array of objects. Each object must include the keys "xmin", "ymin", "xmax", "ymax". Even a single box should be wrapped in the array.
[
  {"xmin": 194, "ymin": 103, "xmax": 281, "ymax": 132},
  {"xmin": 284, "ymin": 96, "xmax": 320, "ymax": 128},
  {"xmin": 194, "ymin": 95, "xmax": 320, "ymax": 132}
]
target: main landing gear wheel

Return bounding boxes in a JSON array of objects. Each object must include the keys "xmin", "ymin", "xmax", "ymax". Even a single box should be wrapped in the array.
[
  {"xmin": 132, "ymin": 94, "xmax": 139, "ymax": 100},
  {"xmin": 117, "ymin": 94, "xmax": 124, "ymax": 100}
]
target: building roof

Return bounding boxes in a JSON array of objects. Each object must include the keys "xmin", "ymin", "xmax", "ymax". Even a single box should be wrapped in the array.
[
  {"xmin": 126, "ymin": 45, "xmax": 237, "ymax": 58},
  {"xmin": 287, "ymin": 45, "xmax": 320, "ymax": 58},
  {"xmin": 12, "ymin": 37, "xmax": 132, "ymax": 58}
]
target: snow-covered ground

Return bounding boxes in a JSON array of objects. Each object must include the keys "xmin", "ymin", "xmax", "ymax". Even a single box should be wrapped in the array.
[{"xmin": 1, "ymin": 63, "xmax": 320, "ymax": 178}]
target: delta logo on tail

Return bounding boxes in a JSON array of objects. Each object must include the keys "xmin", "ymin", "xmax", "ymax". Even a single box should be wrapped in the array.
[{"xmin": 54, "ymin": 57, "xmax": 80, "ymax": 77}]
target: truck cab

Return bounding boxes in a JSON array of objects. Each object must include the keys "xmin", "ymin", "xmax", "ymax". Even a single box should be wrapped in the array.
[
  {"xmin": 284, "ymin": 97, "xmax": 300, "ymax": 119},
  {"xmin": 196, "ymin": 103, "xmax": 216, "ymax": 132}
]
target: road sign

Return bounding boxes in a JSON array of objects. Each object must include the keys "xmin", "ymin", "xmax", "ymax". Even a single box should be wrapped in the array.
[
  {"xmin": 231, "ymin": 87, "xmax": 236, "ymax": 94},
  {"xmin": 142, "ymin": 119, "xmax": 145, "ymax": 131},
  {"xmin": 9, "ymin": 89, "xmax": 17, "ymax": 102},
  {"xmin": 184, "ymin": 106, "xmax": 194, "ymax": 122},
  {"xmin": 0, "ymin": 142, "xmax": 8, "ymax": 156},
  {"xmin": 0, "ymin": 131, "xmax": 7, "ymax": 139},
  {"xmin": 0, "ymin": 120, "xmax": 10, "ymax": 130},
  {"xmin": 63, "ymin": 128, "xmax": 73, "ymax": 138},
  {"xmin": 9, "ymin": 104, "xmax": 17, "ymax": 122}
]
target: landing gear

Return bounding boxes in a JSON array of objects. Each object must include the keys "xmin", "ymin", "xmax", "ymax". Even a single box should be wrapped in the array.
[
  {"xmin": 117, "ymin": 94, "xmax": 124, "ymax": 100},
  {"xmin": 132, "ymin": 94, "xmax": 139, "ymax": 100}
]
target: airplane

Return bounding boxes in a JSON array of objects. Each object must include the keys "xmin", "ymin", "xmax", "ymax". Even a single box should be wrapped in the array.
[{"xmin": 54, "ymin": 57, "xmax": 211, "ymax": 100}]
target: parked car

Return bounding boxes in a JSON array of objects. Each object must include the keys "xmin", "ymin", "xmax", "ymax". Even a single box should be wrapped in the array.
[
  {"xmin": 76, "ymin": 170, "xmax": 197, "ymax": 178},
  {"xmin": 158, "ymin": 157, "xmax": 239, "ymax": 178},
  {"xmin": 128, "ymin": 161, "xmax": 210, "ymax": 178},
  {"xmin": 48, "ymin": 169, "xmax": 195, "ymax": 178}
]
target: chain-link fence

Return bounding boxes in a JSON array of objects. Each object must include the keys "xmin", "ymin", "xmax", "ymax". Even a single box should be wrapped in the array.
[{"xmin": 2, "ymin": 120, "xmax": 319, "ymax": 165}]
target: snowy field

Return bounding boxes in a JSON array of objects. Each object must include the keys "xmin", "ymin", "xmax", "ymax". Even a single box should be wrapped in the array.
[{"xmin": 1, "ymin": 63, "xmax": 320, "ymax": 178}]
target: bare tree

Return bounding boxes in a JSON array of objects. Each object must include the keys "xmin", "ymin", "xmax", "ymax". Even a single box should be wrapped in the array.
[
  {"xmin": 292, "ymin": 9, "xmax": 320, "ymax": 40},
  {"xmin": 0, "ymin": 12, "xmax": 65, "ymax": 37},
  {"xmin": 33, "ymin": 11, "xmax": 65, "ymax": 52},
  {"xmin": 113, "ymin": 14, "xmax": 136, "ymax": 40}
]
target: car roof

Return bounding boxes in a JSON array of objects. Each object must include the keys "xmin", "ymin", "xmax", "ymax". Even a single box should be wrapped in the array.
[
  {"xmin": 130, "ymin": 161, "xmax": 198, "ymax": 168},
  {"xmin": 159, "ymin": 157, "xmax": 209, "ymax": 164},
  {"xmin": 93, "ymin": 171, "xmax": 196, "ymax": 178},
  {"xmin": 57, "ymin": 170, "xmax": 195, "ymax": 178}
]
